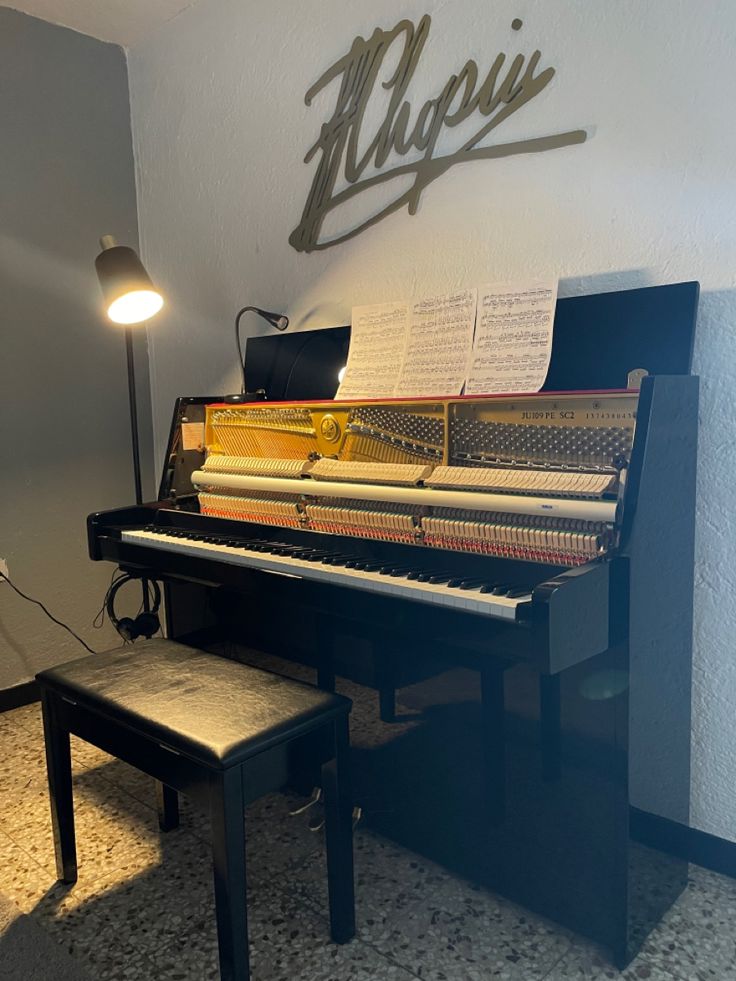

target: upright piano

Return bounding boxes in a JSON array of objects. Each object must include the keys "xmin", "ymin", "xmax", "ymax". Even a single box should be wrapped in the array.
[{"xmin": 88, "ymin": 282, "xmax": 699, "ymax": 967}]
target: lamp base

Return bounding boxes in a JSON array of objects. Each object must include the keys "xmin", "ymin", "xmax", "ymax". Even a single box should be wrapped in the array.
[{"xmin": 222, "ymin": 391, "xmax": 267, "ymax": 404}]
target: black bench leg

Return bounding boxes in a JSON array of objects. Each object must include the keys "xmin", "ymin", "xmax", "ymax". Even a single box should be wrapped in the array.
[
  {"xmin": 40, "ymin": 692, "xmax": 77, "ymax": 884},
  {"xmin": 210, "ymin": 768, "xmax": 249, "ymax": 981},
  {"xmin": 156, "ymin": 782, "xmax": 180, "ymax": 832},
  {"xmin": 317, "ymin": 656, "xmax": 336, "ymax": 693},
  {"xmin": 322, "ymin": 714, "xmax": 355, "ymax": 944}
]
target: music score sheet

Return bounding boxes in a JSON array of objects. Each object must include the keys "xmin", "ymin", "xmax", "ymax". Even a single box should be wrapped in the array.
[
  {"xmin": 335, "ymin": 301, "xmax": 409, "ymax": 400},
  {"xmin": 465, "ymin": 281, "xmax": 557, "ymax": 395},
  {"xmin": 336, "ymin": 280, "xmax": 557, "ymax": 400},
  {"xmin": 336, "ymin": 290, "xmax": 476, "ymax": 400},
  {"xmin": 394, "ymin": 289, "xmax": 477, "ymax": 397}
]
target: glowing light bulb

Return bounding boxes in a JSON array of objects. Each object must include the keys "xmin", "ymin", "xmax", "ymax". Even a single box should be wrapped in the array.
[{"xmin": 107, "ymin": 290, "xmax": 164, "ymax": 325}]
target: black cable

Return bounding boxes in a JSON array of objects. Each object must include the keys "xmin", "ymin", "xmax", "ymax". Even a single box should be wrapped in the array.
[
  {"xmin": 135, "ymin": 578, "xmax": 158, "ymax": 618},
  {"xmin": 235, "ymin": 306, "xmax": 288, "ymax": 395},
  {"xmin": 1, "ymin": 572, "xmax": 97, "ymax": 655},
  {"xmin": 93, "ymin": 569, "xmax": 127, "ymax": 629}
]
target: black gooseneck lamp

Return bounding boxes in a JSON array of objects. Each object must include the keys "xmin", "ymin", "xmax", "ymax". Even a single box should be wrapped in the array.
[
  {"xmin": 224, "ymin": 305, "xmax": 289, "ymax": 403},
  {"xmin": 95, "ymin": 235, "xmax": 164, "ymax": 506}
]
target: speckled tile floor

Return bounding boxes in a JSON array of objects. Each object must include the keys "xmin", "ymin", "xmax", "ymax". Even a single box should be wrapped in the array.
[{"xmin": 1, "ymin": 656, "xmax": 735, "ymax": 981}]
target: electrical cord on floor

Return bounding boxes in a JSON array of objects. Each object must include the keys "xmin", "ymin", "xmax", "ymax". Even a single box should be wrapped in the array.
[{"xmin": 0, "ymin": 571, "xmax": 97, "ymax": 655}]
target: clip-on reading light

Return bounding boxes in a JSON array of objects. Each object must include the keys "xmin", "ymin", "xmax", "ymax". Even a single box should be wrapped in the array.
[{"xmin": 224, "ymin": 305, "xmax": 289, "ymax": 403}]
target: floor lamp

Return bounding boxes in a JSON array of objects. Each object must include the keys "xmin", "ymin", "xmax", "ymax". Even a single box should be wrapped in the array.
[
  {"xmin": 95, "ymin": 236, "xmax": 163, "ymax": 622},
  {"xmin": 94, "ymin": 235, "xmax": 163, "ymax": 507}
]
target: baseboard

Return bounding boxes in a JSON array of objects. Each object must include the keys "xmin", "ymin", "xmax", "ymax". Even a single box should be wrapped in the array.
[
  {"xmin": 0, "ymin": 680, "xmax": 39, "ymax": 713},
  {"xmin": 631, "ymin": 807, "xmax": 736, "ymax": 880}
]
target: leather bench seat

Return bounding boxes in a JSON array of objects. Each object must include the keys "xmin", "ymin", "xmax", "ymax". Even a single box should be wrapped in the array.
[{"xmin": 37, "ymin": 639, "xmax": 348, "ymax": 769}]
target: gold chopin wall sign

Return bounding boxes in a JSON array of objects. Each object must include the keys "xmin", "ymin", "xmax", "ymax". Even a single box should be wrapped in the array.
[{"xmin": 289, "ymin": 15, "xmax": 587, "ymax": 254}]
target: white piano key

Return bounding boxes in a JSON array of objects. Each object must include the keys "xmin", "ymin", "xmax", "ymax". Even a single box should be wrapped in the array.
[{"xmin": 121, "ymin": 530, "xmax": 531, "ymax": 622}]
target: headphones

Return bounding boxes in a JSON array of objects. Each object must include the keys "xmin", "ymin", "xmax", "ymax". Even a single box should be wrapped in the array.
[{"xmin": 105, "ymin": 574, "xmax": 162, "ymax": 642}]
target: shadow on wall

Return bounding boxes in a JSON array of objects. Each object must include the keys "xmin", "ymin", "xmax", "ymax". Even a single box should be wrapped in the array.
[
  {"xmin": 0, "ymin": 232, "xmax": 93, "ymax": 307},
  {"xmin": 558, "ymin": 268, "xmax": 657, "ymax": 298},
  {"xmin": 289, "ymin": 267, "xmax": 662, "ymax": 332}
]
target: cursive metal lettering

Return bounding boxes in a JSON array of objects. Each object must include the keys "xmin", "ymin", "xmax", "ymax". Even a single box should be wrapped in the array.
[{"xmin": 290, "ymin": 15, "xmax": 587, "ymax": 253}]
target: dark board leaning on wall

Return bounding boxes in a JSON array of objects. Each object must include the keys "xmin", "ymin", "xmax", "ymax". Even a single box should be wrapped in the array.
[{"xmin": 245, "ymin": 282, "xmax": 699, "ymax": 401}]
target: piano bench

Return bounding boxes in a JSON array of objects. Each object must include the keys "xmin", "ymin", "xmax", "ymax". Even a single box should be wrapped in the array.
[{"xmin": 35, "ymin": 639, "xmax": 355, "ymax": 981}]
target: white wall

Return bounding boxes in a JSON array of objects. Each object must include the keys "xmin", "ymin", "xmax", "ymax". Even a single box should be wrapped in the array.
[{"xmin": 128, "ymin": 0, "xmax": 736, "ymax": 841}]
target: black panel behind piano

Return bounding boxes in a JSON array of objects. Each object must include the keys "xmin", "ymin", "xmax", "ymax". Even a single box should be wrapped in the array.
[
  {"xmin": 544, "ymin": 281, "xmax": 698, "ymax": 390},
  {"xmin": 245, "ymin": 282, "xmax": 698, "ymax": 400},
  {"xmin": 246, "ymin": 326, "xmax": 351, "ymax": 401}
]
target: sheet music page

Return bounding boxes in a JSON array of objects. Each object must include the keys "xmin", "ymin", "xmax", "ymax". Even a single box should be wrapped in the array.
[
  {"xmin": 465, "ymin": 281, "xmax": 558, "ymax": 395},
  {"xmin": 394, "ymin": 288, "xmax": 477, "ymax": 398},
  {"xmin": 335, "ymin": 301, "xmax": 409, "ymax": 400}
]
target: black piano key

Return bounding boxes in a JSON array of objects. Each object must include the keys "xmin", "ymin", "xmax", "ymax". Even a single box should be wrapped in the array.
[
  {"xmin": 491, "ymin": 584, "xmax": 512, "ymax": 596},
  {"xmin": 332, "ymin": 554, "xmax": 364, "ymax": 567},
  {"xmin": 479, "ymin": 582, "xmax": 504, "ymax": 594},
  {"xmin": 507, "ymin": 586, "xmax": 533, "ymax": 598},
  {"xmin": 428, "ymin": 573, "xmax": 453, "ymax": 584},
  {"xmin": 416, "ymin": 570, "xmax": 449, "ymax": 582},
  {"xmin": 458, "ymin": 578, "xmax": 488, "ymax": 590},
  {"xmin": 447, "ymin": 576, "xmax": 487, "ymax": 588}
]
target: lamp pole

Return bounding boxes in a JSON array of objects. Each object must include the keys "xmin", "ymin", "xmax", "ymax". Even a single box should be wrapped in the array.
[{"xmin": 125, "ymin": 326, "xmax": 144, "ymax": 507}]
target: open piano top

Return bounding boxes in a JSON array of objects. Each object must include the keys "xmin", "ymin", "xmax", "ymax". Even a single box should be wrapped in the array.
[{"xmin": 91, "ymin": 280, "xmax": 699, "ymax": 671}]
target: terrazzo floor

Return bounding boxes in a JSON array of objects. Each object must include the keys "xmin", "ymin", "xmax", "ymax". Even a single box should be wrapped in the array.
[{"xmin": 1, "ymin": 651, "xmax": 735, "ymax": 981}]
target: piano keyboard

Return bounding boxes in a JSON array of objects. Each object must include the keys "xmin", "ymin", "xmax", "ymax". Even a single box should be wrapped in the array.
[{"xmin": 121, "ymin": 529, "xmax": 533, "ymax": 621}]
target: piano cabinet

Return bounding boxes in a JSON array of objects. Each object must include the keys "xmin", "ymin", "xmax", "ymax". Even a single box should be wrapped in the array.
[{"xmin": 86, "ymin": 369, "xmax": 697, "ymax": 967}]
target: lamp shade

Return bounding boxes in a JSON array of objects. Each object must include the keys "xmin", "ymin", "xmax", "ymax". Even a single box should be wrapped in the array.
[{"xmin": 95, "ymin": 241, "xmax": 163, "ymax": 325}]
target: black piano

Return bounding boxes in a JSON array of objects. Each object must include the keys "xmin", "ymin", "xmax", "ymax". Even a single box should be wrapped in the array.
[{"xmin": 88, "ymin": 281, "xmax": 699, "ymax": 967}]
